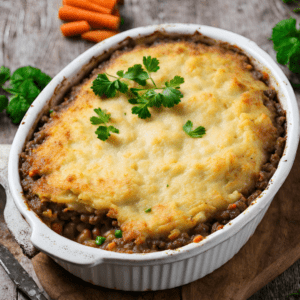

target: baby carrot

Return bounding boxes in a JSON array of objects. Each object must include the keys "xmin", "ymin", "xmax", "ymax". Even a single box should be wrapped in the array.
[
  {"xmin": 81, "ymin": 30, "xmax": 118, "ymax": 42},
  {"xmin": 89, "ymin": 0, "xmax": 117, "ymax": 10},
  {"xmin": 61, "ymin": 20, "xmax": 90, "ymax": 36},
  {"xmin": 58, "ymin": 5, "xmax": 120, "ymax": 30},
  {"xmin": 63, "ymin": 0, "xmax": 112, "ymax": 14},
  {"xmin": 112, "ymin": 7, "xmax": 120, "ymax": 17}
]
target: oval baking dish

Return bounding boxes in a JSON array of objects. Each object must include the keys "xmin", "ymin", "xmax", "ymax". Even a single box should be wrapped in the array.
[{"xmin": 8, "ymin": 24, "xmax": 299, "ymax": 291}]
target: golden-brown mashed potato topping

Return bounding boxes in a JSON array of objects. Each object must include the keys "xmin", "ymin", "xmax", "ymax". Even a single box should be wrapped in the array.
[{"xmin": 27, "ymin": 42, "xmax": 278, "ymax": 243}]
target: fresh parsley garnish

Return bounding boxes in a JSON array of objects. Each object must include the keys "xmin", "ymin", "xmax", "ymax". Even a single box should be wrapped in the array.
[
  {"xmin": 0, "ymin": 66, "xmax": 51, "ymax": 123},
  {"xmin": 145, "ymin": 208, "xmax": 152, "ymax": 213},
  {"xmin": 271, "ymin": 18, "xmax": 300, "ymax": 73},
  {"xmin": 92, "ymin": 56, "xmax": 184, "ymax": 119},
  {"xmin": 183, "ymin": 120, "xmax": 206, "ymax": 138},
  {"xmin": 117, "ymin": 64, "xmax": 149, "ymax": 86},
  {"xmin": 0, "ymin": 95, "xmax": 8, "ymax": 113},
  {"xmin": 282, "ymin": 0, "xmax": 300, "ymax": 12},
  {"xmin": 90, "ymin": 108, "xmax": 119, "ymax": 141},
  {"xmin": 92, "ymin": 74, "xmax": 128, "ymax": 98},
  {"xmin": 6, "ymin": 94, "xmax": 31, "ymax": 123},
  {"xmin": 0, "ymin": 66, "xmax": 10, "ymax": 86}
]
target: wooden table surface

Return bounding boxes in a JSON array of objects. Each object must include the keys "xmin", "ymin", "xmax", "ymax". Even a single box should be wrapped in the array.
[{"xmin": 1, "ymin": 0, "xmax": 300, "ymax": 299}]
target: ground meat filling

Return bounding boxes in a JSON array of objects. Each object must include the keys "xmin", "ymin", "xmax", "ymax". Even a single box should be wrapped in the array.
[{"xmin": 19, "ymin": 40, "xmax": 286, "ymax": 253}]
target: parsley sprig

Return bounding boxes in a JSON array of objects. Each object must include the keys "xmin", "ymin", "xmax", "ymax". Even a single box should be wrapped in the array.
[
  {"xmin": 271, "ymin": 18, "xmax": 300, "ymax": 74},
  {"xmin": 90, "ymin": 108, "xmax": 119, "ymax": 141},
  {"xmin": 282, "ymin": 0, "xmax": 300, "ymax": 12},
  {"xmin": 183, "ymin": 120, "xmax": 206, "ymax": 138},
  {"xmin": 92, "ymin": 56, "xmax": 185, "ymax": 119},
  {"xmin": 0, "ymin": 66, "xmax": 51, "ymax": 123}
]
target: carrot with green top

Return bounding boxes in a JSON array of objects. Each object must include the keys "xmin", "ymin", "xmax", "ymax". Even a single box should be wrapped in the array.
[
  {"xmin": 61, "ymin": 20, "xmax": 90, "ymax": 36},
  {"xmin": 62, "ymin": 0, "xmax": 112, "ymax": 14},
  {"xmin": 81, "ymin": 30, "xmax": 118, "ymax": 42},
  {"xmin": 89, "ymin": 0, "xmax": 117, "ymax": 9},
  {"xmin": 58, "ymin": 5, "xmax": 120, "ymax": 30}
]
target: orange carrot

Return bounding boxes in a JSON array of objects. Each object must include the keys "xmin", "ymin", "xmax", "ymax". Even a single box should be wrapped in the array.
[
  {"xmin": 51, "ymin": 222, "xmax": 63, "ymax": 235},
  {"xmin": 81, "ymin": 30, "xmax": 118, "ymax": 42},
  {"xmin": 107, "ymin": 241, "xmax": 117, "ymax": 250},
  {"xmin": 112, "ymin": 7, "xmax": 120, "ymax": 17},
  {"xmin": 62, "ymin": 0, "xmax": 112, "ymax": 14},
  {"xmin": 89, "ymin": 0, "xmax": 117, "ymax": 10},
  {"xmin": 228, "ymin": 203, "xmax": 237, "ymax": 210},
  {"xmin": 60, "ymin": 20, "xmax": 90, "ymax": 36},
  {"xmin": 59, "ymin": 5, "xmax": 120, "ymax": 30},
  {"xmin": 193, "ymin": 235, "xmax": 203, "ymax": 243}
]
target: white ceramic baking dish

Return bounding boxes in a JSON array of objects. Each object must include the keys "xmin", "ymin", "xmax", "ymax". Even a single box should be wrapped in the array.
[{"xmin": 8, "ymin": 24, "xmax": 299, "ymax": 291}]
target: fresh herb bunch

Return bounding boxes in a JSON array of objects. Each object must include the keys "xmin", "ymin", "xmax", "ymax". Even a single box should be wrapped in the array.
[
  {"xmin": 0, "ymin": 66, "xmax": 51, "ymax": 123},
  {"xmin": 282, "ymin": 0, "xmax": 300, "ymax": 12},
  {"xmin": 287, "ymin": 288, "xmax": 300, "ymax": 298},
  {"xmin": 90, "ymin": 108, "xmax": 119, "ymax": 141},
  {"xmin": 271, "ymin": 17, "xmax": 300, "ymax": 74},
  {"xmin": 183, "ymin": 120, "xmax": 206, "ymax": 138},
  {"xmin": 92, "ymin": 56, "xmax": 185, "ymax": 119}
]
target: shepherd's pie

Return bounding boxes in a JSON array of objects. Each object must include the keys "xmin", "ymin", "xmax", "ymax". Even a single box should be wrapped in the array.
[{"xmin": 20, "ymin": 39, "xmax": 286, "ymax": 253}]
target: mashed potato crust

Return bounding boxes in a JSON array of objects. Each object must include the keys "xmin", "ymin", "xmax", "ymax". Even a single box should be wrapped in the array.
[{"xmin": 26, "ymin": 41, "xmax": 278, "ymax": 243}]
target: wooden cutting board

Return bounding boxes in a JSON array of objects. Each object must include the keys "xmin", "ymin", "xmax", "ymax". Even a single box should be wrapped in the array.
[{"xmin": 32, "ymin": 145, "xmax": 300, "ymax": 300}]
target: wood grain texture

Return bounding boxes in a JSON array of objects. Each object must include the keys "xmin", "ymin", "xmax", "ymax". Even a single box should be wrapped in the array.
[{"xmin": 0, "ymin": 0, "xmax": 300, "ymax": 299}]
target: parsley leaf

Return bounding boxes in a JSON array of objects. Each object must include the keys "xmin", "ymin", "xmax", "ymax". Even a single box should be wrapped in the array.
[
  {"xmin": 119, "ymin": 64, "xmax": 149, "ymax": 86},
  {"xmin": 271, "ymin": 18, "xmax": 300, "ymax": 73},
  {"xmin": 129, "ymin": 75, "xmax": 184, "ymax": 118},
  {"xmin": 131, "ymin": 96, "xmax": 152, "ymax": 119},
  {"xmin": 92, "ymin": 74, "xmax": 128, "ymax": 98},
  {"xmin": 91, "ymin": 107, "xmax": 111, "ymax": 124},
  {"xmin": 161, "ymin": 87, "xmax": 183, "ymax": 107},
  {"xmin": 143, "ymin": 56, "xmax": 160, "ymax": 73},
  {"xmin": 0, "ymin": 66, "xmax": 51, "ymax": 123},
  {"xmin": 5, "ymin": 79, "xmax": 41, "ymax": 104},
  {"xmin": 165, "ymin": 76, "xmax": 185, "ymax": 88},
  {"xmin": 282, "ymin": 0, "xmax": 300, "ymax": 12},
  {"xmin": 95, "ymin": 125, "xmax": 119, "ymax": 141},
  {"xmin": 183, "ymin": 120, "xmax": 206, "ymax": 138},
  {"xmin": 7, "ymin": 66, "xmax": 51, "ymax": 91},
  {"xmin": 144, "ymin": 90, "xmax": 163, "ymax": 108},
  {"xmin": 0, "ymin": 66, "xmax": 10, "ymax": 86},
  {"xmin": 91, "ymin": 57, "xmax": 185, "ymax": 119},
  {"xmin": 289, "ymin": 49, "xmax": 300, "ymax": 73},
  {"xmin": 0, "ymin": 95, "xmax": 8, "ymax": 112},
  {"xmin": 90, "ymin": 108, "xmax": 119, "ymax": 141},
  {"xmin": 6, "ymin": 94, "xmax": 30, "ymax": 123}
]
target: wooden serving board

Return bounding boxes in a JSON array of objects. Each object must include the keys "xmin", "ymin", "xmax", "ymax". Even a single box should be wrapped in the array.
[{"xmin": 31, "ymin": 145, "xmax": 300, "ymax": 300}]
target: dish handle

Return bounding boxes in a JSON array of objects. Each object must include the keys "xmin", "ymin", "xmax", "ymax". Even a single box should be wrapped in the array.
[
  {"xmin": 0, "ymin": 144, "xmax": 38, "ymax": 257},
  {"xmin": 30, "ymin": 219, "xmax": 106, "ymax": 267}
]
